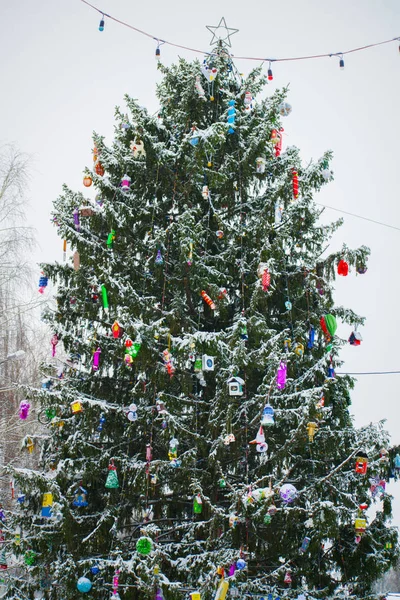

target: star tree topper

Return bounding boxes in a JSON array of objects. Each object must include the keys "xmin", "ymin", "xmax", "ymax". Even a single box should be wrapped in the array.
[{"xmin": 206, "ymin": 17, "xmax": 238, "ymax": 48}]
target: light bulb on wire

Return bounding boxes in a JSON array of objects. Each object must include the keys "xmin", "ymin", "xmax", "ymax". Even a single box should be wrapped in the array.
[
  {"xmin": 99, "ymin": 15, "xmax": 105, "ymax": 32},
  {"xmin": 156, "ymin": 46, "xmax": 161, "ymax": 60},
  {"xmin": 339, "ymin": 55, "xmax": 344, "ymax": 69},
  {"xmin": 267, "ymin": 62, "xmax": 273, "ymax": 81}
]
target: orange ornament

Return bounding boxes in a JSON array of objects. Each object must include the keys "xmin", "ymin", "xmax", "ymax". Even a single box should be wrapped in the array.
[
  {"xmin": 83, "ymin": 175, "xmax": 93, "ymax": 187},
  {"xmin": 94, "ymin": 162, "xmax": 105, "ymax": 176}
]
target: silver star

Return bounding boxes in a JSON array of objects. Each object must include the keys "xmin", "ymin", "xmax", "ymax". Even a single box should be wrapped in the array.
[{"xmin": 206, "ymin": 17, "xmax": 239, "ymax": 48}]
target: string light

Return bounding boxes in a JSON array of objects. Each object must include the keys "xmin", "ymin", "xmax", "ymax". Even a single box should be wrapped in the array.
[
  {"xmin": 99, "ymin": 14, "xmax": 105, "ymax": 32},
  {"xmin": 267, "ymin": 61, "xmax": 273, "ymax": 81},
  {"xmin": 339, "ymin": 54, "xmax": 345, "ymax": 69}
]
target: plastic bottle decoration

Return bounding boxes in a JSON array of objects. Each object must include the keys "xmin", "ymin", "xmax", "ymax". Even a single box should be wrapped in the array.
[
  {"xmin": 256, "ymin": 157, "xmax": 266, "ymax": 174},
  {"xmin": 101, "ymin": 284, "xmax": 109, "ymax": 310},
  {"xmin": 83, "ymin": 175, "xmax": 92, "ymax": 188},
  {"xmin": 307, "ymin": 326, "xmax": 315, "ymax": 349},
  {"xmin": 195, "ymin": 76, "xmax": 206, "ymax": 100},
  {"xmin": 262, "ymin": 268, "xmax": 270, "ymax": 292},
  {"xmin": 274, "ymin": 200, "xmax": 283, "ymax": 224},
  {"xmin": 105, "ymin": 460, "xmax": 119, "ymax": 489},
  {"xmin": 201, "ymin": 290, "xmax": 216, "ymax": 310},
  {"xmin": 201, "ymin": 185, "xmax": 210, "ymax": 199},
  {"xmin": 73, "ymin": 208, "xmax": 80, "ymax": 231},
  {"xmin": 337, "ymin": 259, "xmax": 349, "ymax": 276},
  {"xmin": 97, "ymin": 414, "xmax": 106, "ymax": 433},
  {"xmin": 215, "ymin": 579, "xmax": 229, "ymax": 600},
  {"xmin": 276, "ymin": 362, "xmax": 287, "ymax": 390},
  {"xmin": 189, "ymin": 127, "xmax": 200, "ymax": 146},
  {"xmin": 112, "ymin": 569, "xmax": 120, "ymax": 598},
  {"xmin": 98, "ymin": 14, "xmax": 105, "ymax": 31},
  {"xmin": 320, "ymin": 314, "xmax": 337, "ymax": 341},
  {"xmin": 130, "ymin": 139, "xmax": 146, "ymax": 158},
  {"xmin": 111, "ymin": 321, "xmax": 122, "ymax": 339},
  {"xmin": 136, "ymin": 536, "xmax": 153, "ymax": 555},
  {"xmin": 155, "ymin": 249, "xmax": 164, "ymax": 265},
  {"xmin": 300, "ymin": 536, "xmax": 311, "ymax": 553},
  {"xmin": 394, "ymin": 454, "xmax": 400, "ymax": 471},
  {"xmin": 193, "ymin": 494, "xmax": 203, "ymax": 514},
  {"xmin": 19, "ymin": 401, "xmax": 30, "ymax": 420},
  {"xmin": 107, "ymin": 230, "xmax": 116, "ymax": 248},
  {"xmin": 284, "ymin": 572, "xmax": 292, "ymax": 584},
  {"xmin": 279, "ymin": 102, "xmax": 292, "ymax": 116},
  {"xmin": 270, "ymin": 128, "xmax": 283, "ymax": 157},
  {"xmin": 126, "ymin": 403, "xmax": 138, "ymax": 421},
  {"xmin": 261, "ymin": 404, "xmax": 274, "ymax": 426},
  {"xmin": 162, "ymin": 349, "xmax": 175, "ymax": 377},
  {"xmin": 77, "ymin": 577, "xmax": 92, "ymax": 593},
  {"xmin": 250, "ymin": 426, "xmax": 268, "ymax": 453},
  {"xmin": 292, "ymin": 168, "xmax": 299, "ymax": 199},
  {"xmin": 306, "ymin": 422, "xmax": 318, "ymax": 442},
  {"xmin": 349, "ymin": 330, "xmax": 362, "ymax": 346},
  {"xmin": 92, "ymin": 347, "xmax": 101, "ymax": 371},
  {"xmin": 38, "ymin": 273, "xmax": 48, "ymax": 294},
  {"xmin": 168, "ymin": 437, "xmax": 179, "ymax": 461},
  {"xmin": 41, "ymin": 492, "xmax": 53, "ymax": 517},
  {"xmin": 227, "ymin": 100, "xmax": 236, "ymax": 134},
  {"xmin": 72, "ymin": 486, "xmax": 88, "ymax": 507},
  {"xmin": 50, "ymin": 334, "xmax": 58, "ymax": 357},
  {"xmin": 279, "ymin": 483, "xmax": 298, "ymax": 503},
  {"xmin": 355, "ymin": 512, "xmax": 367, "ymax": 543},
  {"xmin": 355, "ymin": 452, "xmax": 368, "ymax": 474}
]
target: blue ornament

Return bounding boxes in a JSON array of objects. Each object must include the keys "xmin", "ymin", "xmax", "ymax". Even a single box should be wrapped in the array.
[
  {"xmin": 227, "ymin": 100, "xmax": 236, "ymax": 134},
  {"xmin": 307, "ymin": 326, "xmax": 315, "ymax": 349},
  {"xmin": 236, "ymin": 558, "xmax": 246, "ymax": 570},
  {"xmin": 97, "ymin": 414, "xmax": 106, "ymax": 432},
  {"xmin": 90, "ymin": 565, "xmax": 100, "ymax": 575},
  {"xmin": 261, "ymin": 403, "xmax": 274, "ymax": 426},
  {"xmin": 285, "ymin": 300, "xmax": 292, "ymax": 310},
  {"xmin": 77, "ymin": 577, "xmax": 92, "ymax": 593}
]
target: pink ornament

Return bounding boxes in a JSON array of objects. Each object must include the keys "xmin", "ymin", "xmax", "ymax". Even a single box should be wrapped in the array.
[
  {"xmin": 92, "ymin": 347, "xmax": 101, "ymax": 371},
  {"xmin": 51, "ymin": 334, "xmax": 58, "ymax": 357},
  {"xmin": 121, "ymin": 174, "xmax": 131, "ymax": 191},
  {"xmin": 112, "ymin": 569, "xmax": 120, "ymax": 596},
  {"xmin": 276, "ymin": 361, "xmax": 287, "ymax": 390},
  {"xmin": 229, "ymin": 563, "xmax": 236, "ymax": 577},
  {"xmin": 19, "ymin": 401, "xmax": 30, "ymax": 420}
]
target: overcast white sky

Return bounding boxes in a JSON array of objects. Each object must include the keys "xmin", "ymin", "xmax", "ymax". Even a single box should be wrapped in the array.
[{"xmin": 1, "ymin": 0, "xmax": 400, "ymax": 519}]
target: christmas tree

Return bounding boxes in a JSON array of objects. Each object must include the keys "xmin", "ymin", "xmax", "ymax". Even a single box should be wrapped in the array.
[{"xmin": 5, "ymin": 36, "xmax": 399, "ymax": 600}]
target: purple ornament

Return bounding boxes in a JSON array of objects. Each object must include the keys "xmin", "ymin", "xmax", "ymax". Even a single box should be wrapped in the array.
[
  {"xmin": 19, "ymin": 401, "xmax": 30, "ymax": 420},
  {"xmin": 92, "ymin": 347, "xmax": 101, "ymax": 371},
  {"xmin": 73, "ymin": 208, "xmax": 80, "ymax": 231},
  {"xmin": 155, "ymin": 589, "xmax": 164, "ymax": 600},
  {"xmin": 229, "ymin": 563, "xmax": 236, "ymax": 577},
  {"xmin": 276, "ymin": 361, "xmax": 287, "ymax": 390}
]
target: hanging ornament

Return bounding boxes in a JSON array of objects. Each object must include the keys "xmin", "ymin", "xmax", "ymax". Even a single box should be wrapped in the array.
[
  {"xmin": 227, "ymin": 376, "xmax": 244, "ymax": 396},
  {"xmin": 187, "ymin": 241, "xmax": 193, "ymax": 266},
  {"xmin": 236, "ymin": 558, "xmax": 246, "ymax": 570},
  {"xmin": 201, "ymin": 61, "xmax": 217, "ymax": 82},
  {"xmin": 162, "ymin": 349, "xmax": 175, "ymax": 377},
  {"xmin": 337, "ymin": 259, "xmax": 349, "ymax": 276},
  {"xmin": 270, "ymin": 128, "xmax": 283, "ymax": 157},
  {"xmin": 168, "ymin": 437, "xmax": 179, "ymax": 461},
  {"xmin": 41, "ymin": 492, "xmax": 53, "ymax": 518},
  {"xmin": 112, "ymin": 569, "xmax": 120, "ymax": 598},
  {"xmin": 250, "ymin": 426, "xmax": 268, "ymax": 453},
  {"xmin": 155, "ymin": 249, "xmax": 164, "ymax": 265},
  {"xmin": 189, "ymin": 127, "xmax": 200, "ymax": 146},
  {"xmin": 97, "ymin": 414, "xmax": 106, "ymax": 434},
  {"xmin": 72, "ymin": 486, "xmax": 88, "ymax": 507},
  {"xmin": 126, "ymin": 403, "xmax": 138, "ymax": 422},
  {"xmin": 136, "ymin": 536, "xmax": 153, "ymax": 555},
  {"xmin": 320, "ymin": 314, "xmax": 337, "ymax": 340},
  {"xmin": 38, "ymin": 273, "xmax": 48, "ymax": 294},
  {"xmin": 121, "ymin": 174, "xmax": 131, "ymax": 191},
  {"xmin": 201, "ymin": 290, "xmax": 216, "ymax": 310},
  {"xmin": 394, "ymin": 454, "xmax": 400, "ymax": 471},
  {"xmin": 92, "ymin": 347, "xmax": 101, "ymax": 371},
  {"xmin": 224, "ymin": 433, "xmax": 236, "ymax": 445},
  {"xmin": 355, "ymin": 452, "xmax": 368, "ymax": 474},
  {"xmin": 307, "ymin": 326, "xmax": 315, "ymax": 349},
  {"xmin": 19, "ymin": 401, "xmax": 30, "ymax": 420},
  {"xmin": 73, "ymin": 251, "xmax": 80, "ymax": 271},
  {"xmin": 77, "ymin": 577, "xmax": 92, "ymax": 593},
  {"xmin": 300, "ymin": 536, "xmax": 311, "ymax": 553},
  {"xmin": 284, "ymin": 571, "xmax": 292, "ymax": 585},
  {"xmin": 107, "ymin": 230, "xmax": 116, "ymax": 248},
  {"xmin": 261, "ymin": 403, "xmax": 274, "ymax": 426},
  {"xmin": 101, "ymin": 284, "xmax": 109, "ymax": 310},
  {"xmin": 276, "ymin": 362, "xmax": 287, "ymax": 390},
  {"xmin": 73, "ymin": 208, "xmax": 80, "ymax": 231},
  {"xmin": 306, "ymin": 422, "xmax": 318, "ymax": 442},
  {"xmin": 202, "ymin": 185, "xmax": 210, "ymax": 199},
  {"xmin": 111, "ymin": 321, "xmax": 122, "ymax": 339},
  {"xmin": 244, "ymin": 90, "xmax": 253, "ymax": 111},
  {"xmin": 356, "ymin": 262, "xmax": 367, "ymax": 275},
  {"xmin": 294, "ymin": 342, "xmax": 304, "ymax": 357},
  {"xmin": 105, "ymin": 460, "xmax": 119, "ymax": 489},
  {"xmin": 257, "ymin": 263, "xmax": 270, "ymax": 291},
  {"xmin": 274, "ymin": 200, "xmax": 283, "ymax": 224},
  {"xmin": 354, "ymin": 515, "xmax": 367, "ymax": 543},
  {"xmin": 292, "ymin": 168, "xmax": 299, "ymax": 199},
  {"xmin": 94, "ymin": 162, "xmax": 105, "ymax": 176},
  {"xmin": 256, "ymin": 157, "xmax": 266, "ymax": 174},
  {"xmin": 278, "ymin": 102, "xmax": 292, "ymax": 116},
  {"xmin": 349, "ymin": 330, "xmax": 362, "ymax": 346},
  {"xmin": 227, "ymin": 100, "xmax": 236, "ymax": 134},
  {"xmin": 71, "ymin": 399, "xmax": 83, "ymax": 414},
  {"xmin": 130, "ymin": 139, "xmax": 146, "ymax": 159},
  {"xmin": 24, "ymin": 550, "xmax": 37, "ymax": 566},
  {"xmin": 193, "ymin": 494, "xmax": 203, "ymax": 514},
  {"xmin": 195, "ymin": 75, "xmax": 206, "ymax": 100},
  {"xmin": 279, "ymin": 483, "xmax": 298, "ymax": 503},
  {"xmin": 0, "ymin": 549, "xmax": 7, "ymax": 570},
  {"xmin": 215, "ymin": 579, "xmax": 229, "ymax": 600},
  {"xmin": 83, "ymin": 175, "xmax": 92, "ymax": 188}
]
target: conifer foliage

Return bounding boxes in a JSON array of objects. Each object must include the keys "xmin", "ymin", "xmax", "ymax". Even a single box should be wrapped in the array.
[{"xmin": 6, "ymin": 45, "xmax": 398, "ymax": 599}]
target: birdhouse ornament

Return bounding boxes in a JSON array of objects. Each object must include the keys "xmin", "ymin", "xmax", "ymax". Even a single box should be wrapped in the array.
[
  {"xmin": 355, "ymin": 452, "xmax": 368, "ymax": 474},
  {"xmin": 261, "ymin": 403, "xmax": 274, "ymax": 426},
  {"xmin": 349, "ymin": 330, "xmax": 362, "ymax": 346},
  {"xmin": 105, "ymin": 460, "xmax": 119, "ymax": 489},
  {"xmin": 227, "ymin": 376, "xmax": 244, "ymax": 396},
  {"xmin": 130, "ymin": 139, "xmax": 146, "ymax": 158},
  {"xmin": 73, "ymin": 486, "xmax": 88, "ymax": 507}
]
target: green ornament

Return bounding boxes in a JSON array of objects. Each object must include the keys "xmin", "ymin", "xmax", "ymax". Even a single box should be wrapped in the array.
[
  {"xmin": 24, "ymin": 550, "xmax": 37, "ymax": 566},
  {"xmin": 218, "ymin": 478, "xmax": 226, "ymax": 488},
  {"xmin": 128, "ymin": 342, "xmax": 141, "ymax": 358},
  {"xmin": 105, "ymin": 462, "xmax": 119, "ymax": 489},
  {"xmin": 325, "ymin": 343, "xmax": 333, "ymax": 353},
  {"xmin": 325, "ymin": 314, "xmax": 337, "ymax": 337},
  {"xmin": 194, "ymin": 357, "xmax": 202, "ymax": 372},
  {"xmin": 193, "ymin": 494, "xmax": 203, "ymax": 514},
  {"xmin": 107, "ymin": 229, "xmax": 116, "ymax": 248},
  {"xmin": 45, "ymin": 408, "xmax": 57, "ymax": 420},
  {"xmin": 101, "ymin": 284, "xmax": 109, "ymax": 310},
  {"xmin": 264, "ymin": 514, "xmax": 272, "ymax": 525},
  {"xmin": 136, "ymin": 536, "xmax": 153, "ymax": 555}
]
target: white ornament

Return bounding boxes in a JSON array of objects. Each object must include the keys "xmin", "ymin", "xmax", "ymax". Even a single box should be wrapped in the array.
[{"xmin": 278, "ymin": 102, "xmax": 292, "ymax": 117}]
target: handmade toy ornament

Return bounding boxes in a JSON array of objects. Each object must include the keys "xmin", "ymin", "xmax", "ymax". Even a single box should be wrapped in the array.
[
  {"xmin": 337, "ymin": 259, "xmax": 349, "ymax": 276},
  {"xmin": 227, "ymin": 376, "xmax": 244, "ymax": 396},
  {"xmin": 38, "ymin": 273, "xmax": 48, "ymax": 294},
  {"xmin": 193, "ymin": 494, "xmax": 203, "ymax": 514},
  {"xmin": 284, "ymin": 572, "xmax": 292, "ymax": 584},
  {"xmin": 77, "ymin": 577, "xmax": 92, "ymax": 593},
  {"xmin": 250, "ymin": 426, "xmax": 268, "ymax": 453},
  {"xmin": 71, "ymin": 399, "xmax": 83, "ymax": 414},
  {"xmin": 162, "ymin": 349, "xmax": 175, "ymax": 377},
  {"xmin": 270, "ymin": 128, "xmax": 283, "ymax": 157},
  {"xmin": 394, "ymin": 454, "xmax": 400, "ymax": 471},
  {"xmin": 292, "ymin": 168, "xmax": 299, "ymax": 199},
  {"xmin": 294, "ymin": 342, "xmax": 304, "ymax": 357},
  {"xmin": 94, "ymin": 161, "xmax": 105, "ymax": 176},
  {"xmin": 189, "ymin": 128, "xmax": 200, "ymax": 146},
  {"xmin": 73, "ymin": 208, "xmax": 80, "ymax": 231},
  {"xmin": 307, "ymin": 326, "xmax": 315, "ymax": 349},
  {"xmin": 201, "ymin": 61, "xmax": 217, "ymax": 82},
  {"xmin": 356, "ymin": 263, "xmax": 367, "ymax": 274},
  {"xmin": 101, "ymin": 284, "xmax": 109, "ymax": 309},
  {"xmin": 275, "ymin": 200, "xmax": 283, "ymax": 224},
  {"xmin": 112, "ymin": 569, "xmax": 120, "ymax": 598},
  {"xmin": 320, "ymin": 314, "xmax": 337, "ymax": 340},
  {"xmin": 107, "ymin": 230, "xmax": 116, "ymax": 248},
  {"xmin": 256, "ymin": 157, "xmax": 266, "ymax": 174},
  {"xmin": 201, "ymin": 290, "xmax": 216, "ymax": 310},
  {"xmin": 19, "ymin": 401, "xmax": 30, "ymax": 420},
  {"xmin": 111, "ymin": 321, "xmax": 122, "ymax": 339},
  {"xmin": 280, "ymin": 483, "xmax": 298, "ymax": 503},
  {"xmin": 306, "ymin": 422, "xmax": 318, "ymax": 442},
  {"xmin": 279, "ymin": 102, "xmax": 292, "ymax": 116},
  {"xmin": 224, "ymin": 433, "xmax": 236, "ymax": 445},
  {"xmin": 92, "ymin": 348, "xmax": 101, "ymax": 371},
  {"xmin": 168, "ymin": 437, "xmax": 179, "ymax": 462},
  {"xmin": 130, "ymin": 139, "xmax": 146, "ymax": 158},
  {"xmin": 355, "ymin": 452, "xmax": 368, "ymax": 474},
  {"xmin": 261, "ymin": 403, "xmax": 274, "ymax": 426},
  {"xmin": 276, "ymin": 362, "xmax": 287, "ymax": 390},
  {"xmin": 202, "ymin": 185, "xmax": 210, "ymax": 199},
  {"xmin": 25, "ymin": 437, "xmax": 34, "ymax": 454},
  {"xmin": 215, "ymin": 579, "xmax": 229, "ymax": 600},
  {"xmin": 105, "ymin": 460, "xmax": 119, "ymax": 489},
  {"xmin": 300, "ymin": 536, "xmax": 311, "ymax": 553},
  {"xmin": 349, "ymin": 330, "xmax": 362, "ymax": 346},
  {"xmin": 121, "ymin": 174, "xmax": 131, "ymax": 191},
  {"xmin": 227, "ymin": 100, "xmax": 236, "ymax": 134},
  {"xmin": 187, "ymin": 241, "xmax": 193, "ymax": 266},
  {"xmin": 127, "ymin": 403, "xmax": 138, "ymax": 422},
  {"xmin": 195, "ymin": 76, "xmax": 206, "ymax": 100},
  {"xmin": 41, "ymin": 492, "xmax": 53, "ymax": 518},
  {"xmin": 24, "ymin": 550, "xmax": 36, "ymax": 566},
  {"xmin": 73, "ymin": 486, "xmax": 88, "ymax": 507},
  {"xmin": 236, "ymin": 559, "xmax": 246, "ymax": 570},
  {"xmin": 244, "ymin": 91, "xmax": 252, "ymax": 111}
]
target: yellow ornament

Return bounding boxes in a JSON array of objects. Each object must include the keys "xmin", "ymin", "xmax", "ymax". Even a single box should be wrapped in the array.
[
  {"xmin": 70, "ymin": 400, "xmax": 83, "ymax": 414},
  {"xmin": 306, "ymin": 422, "xmax": 318, "ymax": 442}
]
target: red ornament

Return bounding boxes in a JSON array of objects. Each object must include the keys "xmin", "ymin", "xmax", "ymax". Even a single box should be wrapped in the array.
[
  {"xmin": 355, "ymin": 453, "xmax": 368, "ymax": 475},
  {"xmin": 337, "ymin": 260, "xmax": 349, "ymax": 276},
  {"xmin": 201, "ymin": 290, "xmax": 216, "ymax": 310},
  {"xmin": 262, "ymin": 269, "xmax": 270, "ymax": 292},
  {"xmin": 125, "ymin": 338, "xmax": 133, "ymax": 348},
  {"xmin": 111, "ymin": 321, "xmax": 122, "ymax": 339},
  {"xmin": 94, "ymin": 162, "xmax": 105, "ymax": 176},
  {"xmin": 292, "ymin": 168, "xmax": 299, "ymax": 199},
  {"xmin": 270, "ymin": 128, "xmax": 284, "ymax": 157}
]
